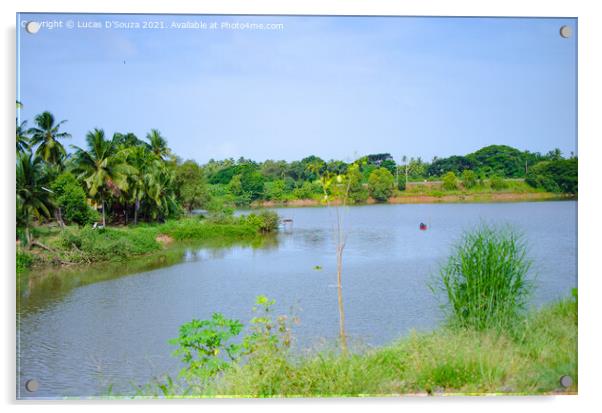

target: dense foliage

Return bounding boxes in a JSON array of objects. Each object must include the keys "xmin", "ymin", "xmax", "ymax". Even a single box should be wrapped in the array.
[
  {"xmin": 525, "ymin": 158, "xmax": 578, "ymax": 194},
  {"xmin": 15, "ymin": 109, "xmax": 577, "ymax": 247},
  {"xmin": 367, "ymin": 167, "xmax": 395, "ymax": 202}
]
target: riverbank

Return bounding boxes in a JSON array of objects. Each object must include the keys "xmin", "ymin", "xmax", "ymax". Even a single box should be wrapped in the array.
[
  {"xmin": 253, "ymin": 191, "xmax": 572, "ymax": 208},
  {"xmin": 17, "ymin": 212, "xmax": 278, "ymax": 273},
  {"xmin": 137, "ymin": 295, "xmax": 577, "ymax": 397}
]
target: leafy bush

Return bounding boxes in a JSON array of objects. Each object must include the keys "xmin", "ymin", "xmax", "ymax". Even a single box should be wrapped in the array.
[
  {"xmin": 52, "ymin": 173, "xmax": 99, "ymax": 226},
  {"xmin": 292, "ymin": 181, "xmax": 321, "ymax": 199},
  {"xmin": 264, "ymin": 180, "xmax": 287, "ymax": 201},
  {"xmin": 489, "ymin": 175, "xmax": 508, "ymax": 191},
  {"xmin": 461, "ymin": 170, "xmax": 477, "ymax": 189},
  {"xmin": 169, "ymin": 296, "xmax": 293, "ymax": 383},
  {"xmin": 242, "ymin": 295, "xmax": 293, "ymax": 356},
  {"xmin": 241, "ymin": 210, "xmax": 279, "ymax": 233},
  {"xmin": 526, "ymin": 158, "xmax": 577, "ymax": 194},
  {"xmin": 60, "ymin": 226, "xmax": 160, "ymax": 262},
  {"xmin": 436, "ymin": 224, "xmax": 533, "ymax": 331},
  {"xmin": 442, "ymin": 171, "xmax": 458, "ymax": 191},
  {"xmin": 169, "ymin": 313, "xmax": 244, "ymax": 380},
  {"xmin": 368, "ymin": 168, "xmax": 395, "ymax": 202},
  {"xmin": 346, "ymin": 165, "xmax": 369, "ymax": 204}
]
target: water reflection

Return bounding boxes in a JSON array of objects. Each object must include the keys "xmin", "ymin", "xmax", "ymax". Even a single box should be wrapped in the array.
[{"xmin": 17, "ymin": 202, "xmax": 577, "ymax": 398}]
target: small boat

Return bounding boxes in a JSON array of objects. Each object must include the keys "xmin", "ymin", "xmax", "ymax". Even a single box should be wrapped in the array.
[{"xmin": 419, "ymin": 222, "xmax": 428, "ymax": 231}]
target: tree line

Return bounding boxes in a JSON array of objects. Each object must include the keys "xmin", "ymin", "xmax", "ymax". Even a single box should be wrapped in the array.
[{"xmin": 16, "ymin": 109, "xmax": 577, "ymax": 244}]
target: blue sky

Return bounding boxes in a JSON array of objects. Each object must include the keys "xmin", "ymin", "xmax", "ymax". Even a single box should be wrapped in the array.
[{"xmin": 17, "ymin": 14, "xmax": 577, "ymax": 164}]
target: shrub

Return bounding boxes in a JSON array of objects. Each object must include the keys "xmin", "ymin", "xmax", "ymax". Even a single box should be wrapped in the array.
[
  {"xmin": 461, "ymin": 170, "xmax": 477, "ymax": 189},
  {"xmin": 525, "ymin": 158, "xmax": 577, "ymax": 194},
  {"xmin": 264, "ymin": 180, "xmax": 287, "ymax": 201},
  {"xmin": 347, "ymin": 165, "xmax": 369, "ymax": 204},
  {"xmin": 489, "ymin": 175, "xmax": 508, "ymax": 191},
  {"xmin": 292, "ymin": 181, "xmax": 320, "ymax": 199},
  {"xmin": 435, "ymin": 224, "xmax": 533, "ymax": 331},
  {"xmin": 16, "ymin": 249, "xmax": 33, "ymax": 274},
  {"xmin": 242, "ymin": 210, "xmax": 279, "ymax": 233},
  {"xmin": 169, "ymin": 296, "xmax": 292, "ymax": 384},
  {"xmin": 169, "ymin": 313, "xmax": 244, "ymax": 380},
  {"xmin": 60, "ymin": 226, "xmax": 160, "ymax": 262},
  {"xmin": 51, "ymin": 172, "xmax": 99, "ymax": 225},
  {"xmin": 368, "ymin": 168, "xmax": 395, "ymax": 202},
  {"xmin": 442, "ymin": 171, "xmax": 458, "ymax": 191}
]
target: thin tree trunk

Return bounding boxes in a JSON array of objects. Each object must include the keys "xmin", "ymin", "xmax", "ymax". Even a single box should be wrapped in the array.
[
  {"xmin": 336, "ymin": 243, "xmax": 347, "ymax": 354},
  {"xmin": 101, "ymin": 194, "xmax": 106, "ymax": 227},
  {"xmin": 55, "ymin": 208, "xmax": 65, "ymax": 229},
  {"xmin": 335, "ymin": 207, "xmax": 348, "ymax": 354},
  {"xmin": 25, "ymin": 227, "xmax": 32, "ymax": 249},
  {"xmin": 134, "ymin": 196, "xmax": 139, "ymax": 225}
]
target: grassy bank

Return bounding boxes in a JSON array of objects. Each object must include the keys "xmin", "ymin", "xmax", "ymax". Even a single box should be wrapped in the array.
[
  {"xmin": 255, "ymin": 191, "xmax": 568, "ymax": 208},
  {"xmin": 131, "ymin": 225, "xmax": 576, "ymax": 398},
  {"xmin": 17, "ymin": 211, "xmax": 279, "ymax": 272},
  {"xmin": 135, "ymin": 295, "xmax": 576, "ymax": 398},
  {"xmin": 253, "ymin": 179, "xmax": 572, "ymax": 208}
]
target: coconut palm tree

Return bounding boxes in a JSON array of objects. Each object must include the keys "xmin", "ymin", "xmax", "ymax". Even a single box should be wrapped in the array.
[
  {"xmin": 146, "ymin": 129, "xmax": 171, "ymax": 160},
  {"xmin": 71, "ymin": 128, "xmax": 134, "ymax": 227},
  {"xmin": 16, "ymin": 120, "xmax": 30, "ymax": 154},
  {"xmin": 28, "ymin": 111, "xmax": 71, "ymax": 167},
  {"xmin": 125, "ymin": 145, "xmax": 158, "ymax": 224},
  {"xmin": 144, "ymin": 162, "xmax": 178, "ymax": 221},
  {"xmin": 16, "ymin": 152, "xmax": 54, "ymax": 246}
]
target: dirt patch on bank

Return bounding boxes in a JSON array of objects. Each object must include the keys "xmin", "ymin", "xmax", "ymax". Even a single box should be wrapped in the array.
[{"xmin": 155, "ymin": 234, "xmax": 174, "ymax": 246}]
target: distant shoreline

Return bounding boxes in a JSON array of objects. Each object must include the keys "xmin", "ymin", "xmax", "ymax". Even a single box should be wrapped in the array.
[{"xmin": 253, "ymin": 192, "xmax": 574, "ymax": 208}]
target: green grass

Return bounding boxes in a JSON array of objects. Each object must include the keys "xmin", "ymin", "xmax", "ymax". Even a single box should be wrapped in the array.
[
  {"xmin": 21, "ymin": 215, "xmax": 277, "ymax": 268},
  {"xmin": 212, "ymin": 301, "xmax": 575, "ymax": 396},
  {"xmin": 131, "ymin": 296, "xmax": 576, "ymax": 398},
  {"xmin": 435, "ymin": 224, "xmax": 533, "ymax": 331}
]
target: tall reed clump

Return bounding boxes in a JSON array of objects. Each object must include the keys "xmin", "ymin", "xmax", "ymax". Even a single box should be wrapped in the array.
[{"xmin": 436, "ymin": 224, "xmax": 533, "ymax": 331}]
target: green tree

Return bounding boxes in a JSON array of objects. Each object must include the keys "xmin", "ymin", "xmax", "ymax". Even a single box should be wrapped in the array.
[
  {"xmin": 144, "ymin": 163, "xmax": 180, "ymax": 220},
  {"xmin": 16, "ymin": 152, "xmax": 54, "ymax": 245},
  {"xmin": 51, "ymin": 172, "xmax": 98, "ymax": 225},
  {"xmin": 239, "ymin": 167, "xmax": 265, "ymax": 201},
  {"xmin": 72, "ymin": 129, "xmax": 133, "ymax": 226},
  {"xmin": 124, "ymin": 145, "xmax": 154, "ymax": 224},
  {"xmin": 16, "ymin": 120, "xmax": 30, "ymax": 154},
  {"xmin": 264, "ymin": 179, "xmax": 287, "ymax": 201},
  {"xmin": 292, "ymin": 181, "xmax": 319, "ymax": 199},
  {"xmin": 146, "ymin": 129, "xmax": 171, "ymax": 160},
  {"xmin": 368, "ymin": 167, "xmax": 395, "ymax": 202},
  {"xmin": 461, "ymin": 169, "xmax": 477, "ymax": 189},
  {"xmin": 347, "ymin": 164, "xmax": 368, "ymax": 204},
  {"xmin": 175, "ymin": 160, "xmax": 209, "ymax": 212},
  {"xmin": 28, "ymin": 111, "xmax": 71, "ymax": 167},
  {"xmin": 442, "ymin": 171, "xmax": 458, "ymax": 191},
  {"xmin": 526, "ymin": 158, "xmax": 577, "ymax": 194}
]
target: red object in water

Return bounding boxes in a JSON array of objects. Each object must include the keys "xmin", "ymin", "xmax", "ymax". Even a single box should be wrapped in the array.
[{"xmin": 419, "ymin": 223, "xmax": 428, "ymax": 231}]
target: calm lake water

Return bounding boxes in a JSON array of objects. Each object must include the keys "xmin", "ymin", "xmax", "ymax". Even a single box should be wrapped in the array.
[{"xmin": 17, "ymin": 201, "xmax": 577, "ymax": 398}]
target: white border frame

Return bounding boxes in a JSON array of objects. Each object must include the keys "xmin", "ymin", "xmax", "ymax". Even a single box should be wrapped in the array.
[{"xmin": 3, "ymin": 1, "xmax": 600, "ymax": 412}]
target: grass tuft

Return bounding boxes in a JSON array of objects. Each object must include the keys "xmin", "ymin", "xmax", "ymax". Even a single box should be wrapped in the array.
[{"xmin": 434, "ymin": 224, "xmax": 533, "ymax": 331}]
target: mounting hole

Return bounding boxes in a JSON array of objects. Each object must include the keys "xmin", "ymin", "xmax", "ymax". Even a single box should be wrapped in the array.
[
  {"xmin": 25, "ymin": 379, "xmax": 39, "ymax": 392},
  {"xmin": 559, "ymin": 25, "xmax": 572, "ymax": 38},
  {"xmin": 25, "ymin": 21, "xmax": 41, "ymax": 34},
  {"xmin": 559, "ymin": 375, "xmax": 573, "ymax": 388}
]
